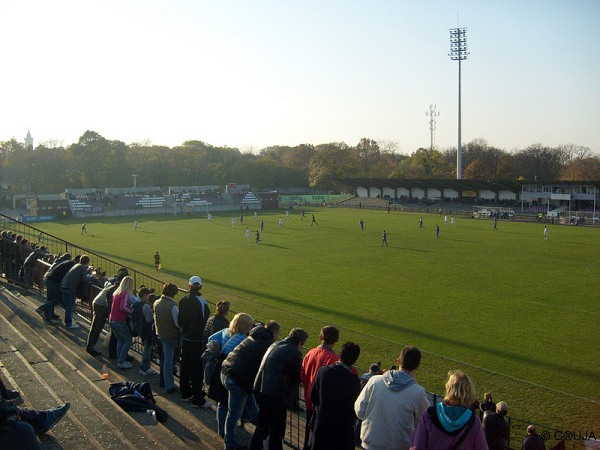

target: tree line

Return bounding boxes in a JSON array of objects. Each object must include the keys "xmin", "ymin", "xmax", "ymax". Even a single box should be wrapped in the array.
[{"xmin": 1, "ymin": 130, "xmax": 598, "ymax": 196}]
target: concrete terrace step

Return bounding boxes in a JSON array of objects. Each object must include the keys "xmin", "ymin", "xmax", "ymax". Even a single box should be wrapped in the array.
[{"xmin": 0, "ymin": 284, "xmax": 222, "ymax": 449}]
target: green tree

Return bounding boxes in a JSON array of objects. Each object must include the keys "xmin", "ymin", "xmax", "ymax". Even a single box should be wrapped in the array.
[{"xmin": 308, "ymin": 143, "xmax": 359, "ymax": 191}]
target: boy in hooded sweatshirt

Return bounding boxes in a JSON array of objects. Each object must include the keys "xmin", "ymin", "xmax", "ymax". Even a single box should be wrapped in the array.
[
  {"xmin": 410, "ymin": 370, "xmax": 488, "ymax": 450},
  {"xmin": 354, "ymin": 346, "xmax": 429, "ymax": 450}
]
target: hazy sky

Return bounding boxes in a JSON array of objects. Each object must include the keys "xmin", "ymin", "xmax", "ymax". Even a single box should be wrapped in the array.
[{"xmin": 1, "ymin": 0, "xmax": 599, "ymax": 155}]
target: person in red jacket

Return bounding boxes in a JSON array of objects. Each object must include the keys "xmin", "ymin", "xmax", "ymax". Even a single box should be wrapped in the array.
[{"xmin": 300, "ymin": 325, "xmax": 340, "ymax": 450}]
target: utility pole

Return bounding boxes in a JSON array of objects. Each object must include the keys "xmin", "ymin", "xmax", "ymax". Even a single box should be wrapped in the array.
[
  {"xmin": 426, "ymin": 104, "xmax": 440, "ymax": 151},
  {"xmin": 449, "ymin": 27, "xmax": 469, "ymax": 179}
]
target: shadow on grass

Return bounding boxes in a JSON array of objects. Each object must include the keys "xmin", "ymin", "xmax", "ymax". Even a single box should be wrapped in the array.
[{"xmin": 209, "ymin": 279, "xmax": 599, "ymax": 385}]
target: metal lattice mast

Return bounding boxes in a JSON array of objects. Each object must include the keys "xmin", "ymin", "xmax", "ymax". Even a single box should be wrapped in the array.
[
  {"xmin": 426, "ymin": 104, "xmax": 440, "ymax": 151},
  {"xmin": 449, "ymin": 27, "xmax": 469, "ymax": 179}
]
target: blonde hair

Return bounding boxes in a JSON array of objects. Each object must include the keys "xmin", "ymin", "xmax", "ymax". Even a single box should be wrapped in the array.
[
  {"xmin": 113, "ymin": 276, "xmax": 134, "ymax": 297},
  {"xmin": 229, "ymin": 312, "xmax": 254, "ymax": 335},
  {"xmin": 444, "ymin": 370, "xmax": 476, "ymax": 407}
]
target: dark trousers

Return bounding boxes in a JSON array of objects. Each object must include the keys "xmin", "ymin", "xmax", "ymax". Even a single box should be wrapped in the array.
[
  {"xmin": 179, "ymin": 339, "xmax": 205, "ymax": 404},
  {"xmin": 303, "ymin": 409, "xmax": 313, "ymax": 450},
  {"xmin": 0, "ymin": 421, "xmax": 41, "ymax": 450},
  {"xmin": 250, "ymin": 392, "xmax": 287, "ymax": 450},
  {"xmin": 86, "ymin": 303, "xmax": 109, "ymax": 350}
]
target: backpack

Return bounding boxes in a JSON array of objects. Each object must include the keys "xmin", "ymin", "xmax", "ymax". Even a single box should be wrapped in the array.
[
  {"xmin": 109, "ymin": 381, "xmax": 168, "ymax": 423},
  {"xmin": 129, "ymin": 301, "xmax": 146, "ymax": 338}
]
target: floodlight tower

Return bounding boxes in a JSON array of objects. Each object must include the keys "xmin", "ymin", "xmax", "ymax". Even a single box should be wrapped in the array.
[
  {"xmin": 426, "ymin": 104, "xmax": 440, "ymax": 151},
  {"xmin": 449, "ymin": 27, "xmax": 469, "ymax": 179}
]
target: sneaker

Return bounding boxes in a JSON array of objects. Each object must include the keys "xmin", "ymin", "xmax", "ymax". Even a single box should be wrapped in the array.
[
  {"xmin": 52, "ymin": 314, "xmax": 60, "ymax": 320},
  {"xmin": 192, "ymin": 400, "xmax": 213, "ymax": 409},
  {"xmin": 166, "ymin": 386, "xmax": 178, "ymax": 394},
  {"xmin": 126, "ymin": 355, "xmax": 134, "ymax": 362},
  {"xmin": 45, "ymin": 317, "xmax": 60, "ymax": 325},
  {"xmin": 140, "ymin": 368, "xmax": 157, "ymax": 376},
  {"xmin": 116, "ymin": 361, "xmax": 133, "ymax": 369},
  {"xmin": 66, "ymin": 323, "xmax": 79, "ymax": 330},
  {"xmin": 35, "ymin": 306, "xmax": 45, "ymax": 316},
  {"xmin": 38, "ymin": 402, "xmax": 70, "ymax": 434},
  {"xmin": 181, "ymin": 395, "xmax": 192, "ymax": 402},
  {"xmin": 86, "ymin": 348, "xmax": 102, "ymax": 357}
]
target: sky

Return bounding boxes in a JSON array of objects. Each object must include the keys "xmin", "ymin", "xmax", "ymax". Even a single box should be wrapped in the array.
[{"xmin": 1, "ymin": 0, "xmax": 599, "ymax": 156}]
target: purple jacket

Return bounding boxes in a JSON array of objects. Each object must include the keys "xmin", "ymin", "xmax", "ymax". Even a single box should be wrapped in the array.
[{"xmin": 411, "ymin": 404, "xmax": 488, "ymax": 450}]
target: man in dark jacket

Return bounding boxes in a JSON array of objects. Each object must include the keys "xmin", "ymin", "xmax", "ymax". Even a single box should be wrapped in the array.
[
  {"xmin": 36, "ymin": 253, "xmax": 74, "ymax": 324},
  {"xmin": 308, "ymin": 342, "xmax": 361, "ymax": 450},
  {"xmin": 250, "ymin": 327, "xmax": 308, "ymax": 450},
  {"xmin": 178, "ymin": 276, "xmax": 212, "ymax": 408},
  {"xmin": 483, "ymin": 401, "xmax": 510, "ymax": 450},
  {"xmin": 60, "ymin": 255, "xmax": 93, "ymax": 329},
  {"xmin": 221, "ymin": 320, "xmax": 280, "ymax": 450}
]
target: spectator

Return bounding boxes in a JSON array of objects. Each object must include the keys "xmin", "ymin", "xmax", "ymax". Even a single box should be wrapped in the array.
[
  {"xmin": 136, "ymin": 287, "xmax": 157, "ymax": 377},
  {"xmin": 178, "ymin": 276, "xmax": 212, "ymax": 408},
  {"xmin": 354, "ymin": 346, "xmax": 429, "ymax": 450},
  {"xmin": 410, "ymin": 369, "xmax": 488, "ymax": 450},
  {"xmin": 154, "ymin": 283, "xmax": 181, "ymax": 394},
  {"xmin": 36, "ymin": 254, "xmax": 75, "ymax": 324},
  {"xmin": 522, "ymin": 425, "xmax": 546, "ymax": 450},
  {"xmin": 108, "ymin": 276, "xmax": 135, "ymax": 369},
  {"xmin": 308, "ymin": 342, "xmax": 362, "ymax": 450},
  {"xmin": 85, "ymin": 268, "xmax": 129, "ymax": 357},
  {"xmin": 202, "ymin": 301, "xmax": 231, "ymax": 352},
  {"xmin": 0, "ymin": 398, "xmax": 70, "ymax": 449},
  {"xmin": 207, "ymin": 312, "xmax": 255, "ymax": 438},
  {"xmin": 359, "ymin": 362, "xmax": 383, "ymax": 388},
  {"xmin": 60, "ymin": 255, "xmax": 94, "ymax": 330},
  {"xmin": 250, "ymin": 327, "xmax": 308, "ymax": 450},
  {"xmin": 0, "ymin": 375, "xmax": 70, "ymax": 450},
  {"xmin": 483, "ymin": 401, "xmax": 510, "ymax": 450},
  {"xmin": 480, "ymin": 392, "xmax": 496, "ymax": 419},
  {"xmin": 300, "ymin": 325, "xmax": 340, "ymax": 450},
  {"xmin": 220, "ymin": 320, "xmax": 280, "ymax": 450}
]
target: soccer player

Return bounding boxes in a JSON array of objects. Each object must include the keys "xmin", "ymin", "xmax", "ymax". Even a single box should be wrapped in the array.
[
  {"xmin": 444, "ymin": 215, "xmax": 448, "ymax": 225},
  {"xmin": 260, "ymin": 219, "xmax": 264, "ymax": 232},
  {"xmin": 359, "ymin": 219, "xmax": 364, "ymax": 231},
  {"xmin": 436, "ymin": 224, "xmax": 440, "ymax": 239},
  {"xmin": 255, "ymin": 230, "xmax": 261, "ymax": 243},
  {"xmin": 451, "ymin": 216, "xmax": 456, "ymax": 228},
  {"xmin": 81, "ymin": 223, "xmax": 87, "ymax": 235},
  {"xmin": 134, "ymin": 220, "xmax": 139, "ymax": 231},
  {"xmin": 493, "ymin": 217, "xmax": 498, "ymax": 231},
  {"xmin": 154, "ymin": 251, "xmax": 161, "ymax": 270},
  {"xmin": 245, "ymin": 227, "xmax": 251, "ymax": 241},
  {"xmin": 301, "ymin": 209, "xmax": 306, "ymax": 220},
  {"xmin": 381, "ymin": 230, "xmax": 388, "ymax": 247},
  {"xmin": 544, "ymin": 226, "xmax": 548, "ymax": 241},
  {"xmin": 207, "ymin": 212, "xmax": 213, "ymax": 221},
  {"xmin": 231, "ymin": 217, "xmax": 237, "ymax": 229},
  {"xmin": 286, "ymin": 209, "xmax": 290, "ymax": 220},
  {"xmin": 311, "ymin": 214, "xmax": 318, "ymax": 226},
  {"xmin": 279, "ymin": 217, "xmax": 284, "ymax": 227},
  {"xmin": 254, "ymin": 211, "xmax": 258, "ymax": 220},
  {"xmin": 419, "ymin": 217, "xmax": 424, "ymax": 229}
]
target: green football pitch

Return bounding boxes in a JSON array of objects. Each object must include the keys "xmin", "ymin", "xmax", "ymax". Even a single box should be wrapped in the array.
[{"xmin": 36, "ymin": 207, "xmax": 600, "ymax": 432}]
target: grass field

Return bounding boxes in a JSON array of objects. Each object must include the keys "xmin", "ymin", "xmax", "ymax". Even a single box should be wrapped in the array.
[{"xmin": 35, "ymin": 207, "xmax": 600, "ymax": 433}]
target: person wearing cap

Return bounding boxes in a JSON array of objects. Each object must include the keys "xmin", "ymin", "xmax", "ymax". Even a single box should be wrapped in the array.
[{"xmin": 178, "ymin": 276, "xmax": 212, "ymax": 408}]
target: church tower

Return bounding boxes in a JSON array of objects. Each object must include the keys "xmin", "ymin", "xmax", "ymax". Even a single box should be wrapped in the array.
[{"xmin": 25, "ymin": 130, "xmax": 34, "ymax": 149}]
